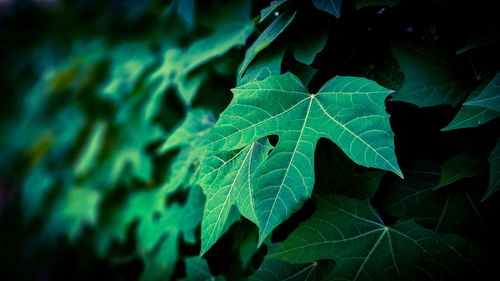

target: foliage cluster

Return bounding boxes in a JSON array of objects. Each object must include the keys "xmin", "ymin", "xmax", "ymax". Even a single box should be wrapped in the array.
[{"xmin": 1, "ymin": 0, "xmax": 499, "ymax": 280}]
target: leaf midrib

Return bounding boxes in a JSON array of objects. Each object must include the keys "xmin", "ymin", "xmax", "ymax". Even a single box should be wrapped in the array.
[{"xmin": 260, "ymin": 97, "xmax": 314, "ymax": 243}]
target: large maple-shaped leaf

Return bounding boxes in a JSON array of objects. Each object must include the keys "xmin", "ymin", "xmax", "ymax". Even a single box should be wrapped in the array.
[
  {"xmin": 463, "ymin": 72, "xmax": 500, "ymax": 111},
  {"xmin": 198, "ymin": 138, "xmax": 272, "ymax": 254},
  {"xmin": 270, "ymin": 196, "xmax": 490, "ymax": 281},
  {"xmin": 207, "ymin": 72, "xmax": 401, "ymax": 244},
  {"xmin": 390, "ymin": 41, "xmax": 472, "ymax": 108}
]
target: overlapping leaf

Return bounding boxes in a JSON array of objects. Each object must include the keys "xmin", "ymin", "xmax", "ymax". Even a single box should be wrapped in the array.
[
  {"xmin": 390, "ymin": 41, "xmax": 472, "ymax": 107},
  {"xmin": 442, "ymin": 78, "xmax": 500, "ymax": 131},
  {"xmin": 248, "ymin": 258, "xmax": 334, "ymax": 281},
  {"xmin": 198, "ymin": 138, "xmax": 272, "ymax": 254},
  {"xmin": 270, "ymin": 196, "xmax": 490, "ymax": 281},
  {"xmin": 483, "ymin": 140, "xmax": 500, "ymax": 200},
  {"xmin": 312, "ymin": 0, "xmax": 343, "ymax": 18},
  {"xmin": 238, "ymin": 10, "xmax": 296, "ymax": 78},
  {"xmin": 463, "ymin": 72, "xmax": 500, "ymax": 111},
  {"xmin": 383, "ymin": 160, "xmax": 485, "ymax": 233}
]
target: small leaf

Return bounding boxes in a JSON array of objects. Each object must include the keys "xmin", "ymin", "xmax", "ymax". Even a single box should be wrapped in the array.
[
  {"xmin": 312, "ymin": 0, "xmax": 343, "ymax": 18},
  {"xmin": 434, "ymin": 152, "xmax": 487, "ymax": 190},
  {"xmin": 183, "ymin": 256, "xmax": 222, "ymax": 281},
  {"xmin": 390, "ymin": 40, "xmax": 472, "ymax": 107},
  {"xmin": 482, "ymin": 139, "xmax": 500, "ymax": 200},
  {"xmin": 442, "ymin": 78, "xmax": 500, "ymax": 131},
  {"xmin": 463, "ymin": 72, "xmax": 500, "ymax": 112},
  {"xmin": 291, "ymin": 28, "xmax": 328, "ymax": 65},
  {"xmin": 260, "ymin": 0, "xmax": 289, "ymax": 22},
  {"xmin": 238, "ymin": 10, "xmax": 296, "ymax": 78},
  {"xmin": 238, "ymin": 46, "xmax": 286, "ymax": 86}
]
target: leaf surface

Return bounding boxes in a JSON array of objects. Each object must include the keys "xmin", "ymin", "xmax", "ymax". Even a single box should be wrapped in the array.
[
  {"xmin": 270, "ymin": 195, "xmax": 489, "ymax": 281},
  {"xmin": 248, "ymin": 258, "xmax": 334, "ymax": 281},
  {"xmin": 463, "ymin": 72, "xmax": 500, "ymax": 112},
  {"xmin": 442, "ymin": 79, "xmax": 500, "ymax": 131},
  {"xmin": 207, "ymin": 72, "xmax": 401, "ymax": 244},
  {"xmin": 312, "ymin": 0, "xmax": 343, "ymax": 18},
  {"xmin": 238, "ymin": 10, "xmax": 296, "ymax": 78},
  {"xmin": 390, "ymin": 41, "xmax": 471, "ymax": 107},
  {"xmin": 198, "ymin": 138, "xmax": 272, "ymax": 254},
  {"xmin": 483, "ymin": 139, "xmax": 500, "ymax": 200},
  {"xmin": 434, "ymin": 152, "xmax": 487, "ymax": 190}
]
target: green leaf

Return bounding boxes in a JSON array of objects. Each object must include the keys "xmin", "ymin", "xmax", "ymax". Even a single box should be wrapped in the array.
[
  {"xmin": 137, "ymin": 186, "xmax": 205, "ymax": 281},
  {"xmin": 141, "ymin": 232, "xmax": 179, "ymax": 281},
  {"xmin": 44, "ymin": 187, "xmax": 102, "ymax": 242},
  {"xmin": 291, "ymin": 29, "xmax": 328, "ymax": 65},
  {"xmin": 312, "ymin": 0, "xmax": 343, "ymax": 18},
  {"xmin": 183, "ymin": 256, "xmax": 225, "ymax": 281},
  {"xmin": 147, "ymin": 1, "xmax": 255, "ymax": 111},
  {"xmin": 22, "ymin": 164, "xmax": 55, "ymax": 220},
  {"xmin": 74, "ymin": 122, "xmax": 106, "ymax": 176},
  {"xmin": 260, "ymin": 0, "xmax": 289, "ymax": 22},
  {"xmin": 483, "ymin": 139, "xmax": 500, "ymax": 200},
  {"xmin": 356, "ymin": 0, "xmax": 402, "ymax": 9},
  {"xmin": 108, "ymin": 107, "xmax": 164, "ymax": 184},
  {"xmin": 434, "ymin": 152, "xmax": 487, "ymax": 190},
  {"xmin": 315, "ymin": 143, "xmax": 385, "ymax": 199},
  {"xmin": 463, "ymin": 72, "xmax": 500, "ymax": 112},
  {"xmin": 238, "ymin": 46, "xmax": 286, "ymax": 86},
  {"xmin": 207, "ymin": 72, "xmax": 401, "ymax": 244},
  {"xmin": 169, "ymin": 0, "xmax": 195, "ymax": 29},
  {"xmin": 383, "ymin": 160, "xmax": 484, "ymax": 233},
  {"xmin": 362, "ymin": 59, "xmax": 404, "ymax": 91},
  {"xmin": 248, "ymin": 258, "xmax": 334, "ymax": 281},
  {"xmin": 101, "ymin": 43, "xmax": 156, "ymax": 100},
  {"xmin": 198, "ymin": 138, "xmax": 272, "ymax": 255},
  {"xmin": 442, "ymin": 79, "xmax": 500, "ymax": 131},
  {"xmin": 160, "ymin": 109, "xmax": 215, "ymax": 153},
  {"xmin": 159, "ymin": 109, "xmax": 216, "ymax": 192},
  {"xmin": 238, "ymin": 10, "xmax": 296, "ymax": 78},
  {"xmin": 270, "ymin": 195, "xmax": 489, "ymax": 280},
  {"xmin": 456, "ymin": 31, "xmax": 500, "ymax": 54},
  {"xmin": 291, "ymin": 62, "xmax": 319, "ymax": 87},
  {"xmin": 390, "ymin": 41, "xmax": 472, "ymax": 107}
]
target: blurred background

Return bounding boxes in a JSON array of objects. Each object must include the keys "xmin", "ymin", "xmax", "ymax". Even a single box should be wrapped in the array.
[{"xmin": 0, "ymin": 0, "xmax": 269, "ymax": 280}]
